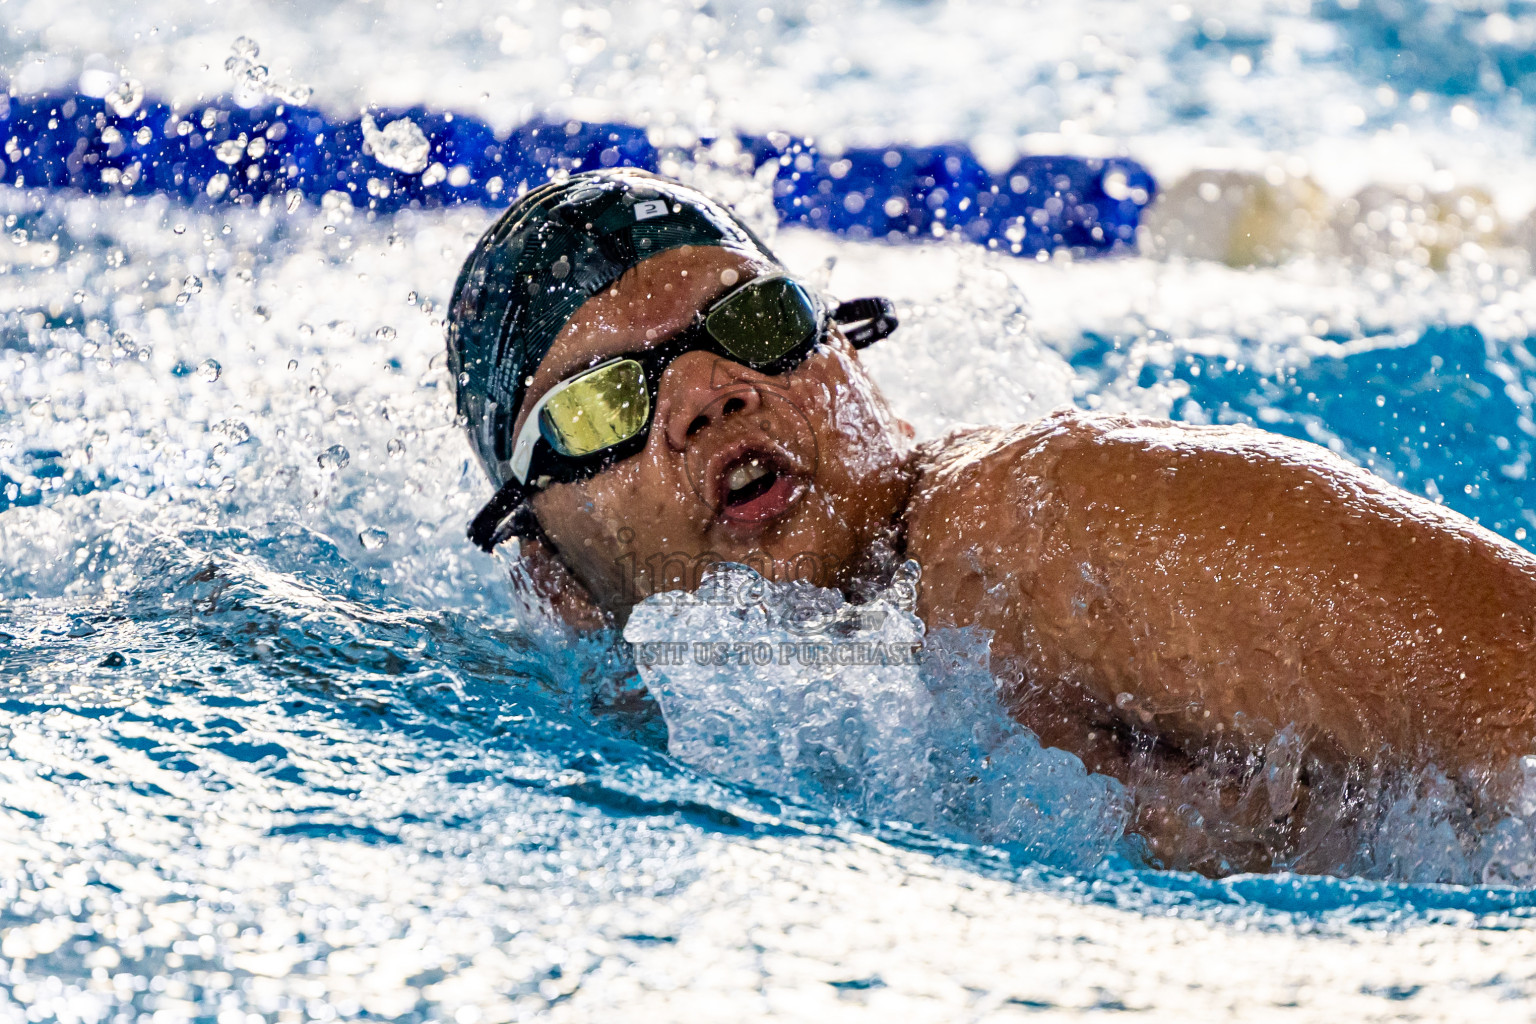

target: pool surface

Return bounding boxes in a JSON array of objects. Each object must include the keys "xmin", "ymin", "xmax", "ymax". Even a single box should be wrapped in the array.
[{"xmin": 8, "ymin": 1, "xmax": 1536, "ymax": 1020}]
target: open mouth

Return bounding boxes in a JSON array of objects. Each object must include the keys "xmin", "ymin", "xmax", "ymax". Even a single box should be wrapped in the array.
[{"xmin": 718, "ymin": 451, "xmax": 803, "ymax": 524}]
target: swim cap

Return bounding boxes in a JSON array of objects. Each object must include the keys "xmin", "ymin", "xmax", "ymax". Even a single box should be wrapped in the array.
[{"xmin": 446, "ymin": 168, "xmax": 778, "ymax": 487}]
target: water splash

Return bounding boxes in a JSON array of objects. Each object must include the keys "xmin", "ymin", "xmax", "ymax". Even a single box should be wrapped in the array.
[
  {"xmin": 102, "ymin": 77, "xmax": 142, "ymax": 117},
  {"xmin": 361, "ymin": 113, "xmax": 431, "ymax": 175},
  {"xmin": 625, "ymin": 563, "xmax": 1132, "ymax": 871},
  {"xmin": 225, "ymin": 35, "xmax": 311, "ymax": 108},
  {"xmin": 621, "ymin": 563, "xmax": 1536, "ymax": 886},
  {"xmin": 9, "ymin": 0, "xmax": 1536, "ymax": 1016}
]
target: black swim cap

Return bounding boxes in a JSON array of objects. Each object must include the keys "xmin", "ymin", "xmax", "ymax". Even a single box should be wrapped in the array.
[{"xmin": 446, "ymin": 168, "xmax": 778, "ymax": 488}]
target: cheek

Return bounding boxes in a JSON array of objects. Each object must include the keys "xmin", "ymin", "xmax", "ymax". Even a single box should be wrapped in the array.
[
  {"xmin": 772, "ymin": 361, "xmax": 909, "ymax": 571},
  {"xmin": 531, "ymin": 487, "xmax": 617, "ymax": 591},
  {"xmin": 621, "ymin": 443, "xmax": 717, "ymax": 538},
  {"xmin": 546, "ymin": 455, "xmax": 713, "ymax": 565},
  {"xmin": 797, "ymin": 360, "xmax": 907, "ymax": 487}
]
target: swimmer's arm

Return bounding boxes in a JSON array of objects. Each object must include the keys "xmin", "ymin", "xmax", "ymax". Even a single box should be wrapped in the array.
[
  {"xmin": 907, "ymin": 408, "xmax": 1536, "ymax": 776},
  {"xmin": 1003, "ymin": 669, "xmax": 1304, "ymax": 875}
]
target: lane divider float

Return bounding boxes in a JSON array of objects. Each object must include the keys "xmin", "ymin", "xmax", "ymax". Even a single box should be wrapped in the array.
[{"xmin": 0, "ymin": 93, "xmax": 1155, "ymax": 257}]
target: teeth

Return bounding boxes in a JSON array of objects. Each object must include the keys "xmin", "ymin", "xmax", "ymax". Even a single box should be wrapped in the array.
[{"xmin": 726, "ymin": 460, "xmax": 769, "ymax": 493}]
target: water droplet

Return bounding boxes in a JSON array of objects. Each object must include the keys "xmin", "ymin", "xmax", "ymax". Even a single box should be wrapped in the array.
[
  {"xmin": 286, "ymin": 359, "xmax": 299, "ymax": 371},
  {"xmin": 213, "ymin": 419, "xmax": 251, "ymax": 444},
  {"xmin": 176, "ymin": 274, "xmax": 205, "ymax": 306},
  {"xmin": 358, "ymin": 526, "xmax": 389, "ymax": 550},
  {"xmin": 205, "ymin": 172, "xmax": 230, "ymax": 199},
  {"xmin": 1102, "ymin": 169, "xmax": 1131, "ymax": 201},
  {"xmin": 104, "ymin": 78, "xmax": 144, "ymax": 117},
  {"xmin": 98, "ymin": 652, "xmax": 127, "ymax": 668},
  {"xmin": 386, "ymin": 438, "xmax": 405, "ymax": 458},
  {"xmin": 317, "ymin": 444, "xmax": 350, "ymax": 470},
  {"xmin": 215, "ymin": 138, "xmax": 246, "ymax": 164},
  {"xmin": 374, "ymin": 325, "xmax": 397, "ymax": 342},
  {"xmin": 406, "ymin": 291, "xmax": 419, "ymax": 305},
  {"xmin": 360, "ymin": 114, "xmax": 430, "ymax": 174},
  {"xmin": 199, "ymin": 358, "xmax": 222, "ymax": 382},
  {"xmin": 231, "ymin": 35, "xmax": 260, "ymax": 59}
]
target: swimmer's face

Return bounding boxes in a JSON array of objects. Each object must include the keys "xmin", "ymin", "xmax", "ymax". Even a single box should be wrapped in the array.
[{"xmin": 518, "ymin": 245, "xmax": 915, "ymax": 617}]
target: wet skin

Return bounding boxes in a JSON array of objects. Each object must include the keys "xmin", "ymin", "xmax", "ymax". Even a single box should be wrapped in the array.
[
  {"xmin": 507, "ymin": 245, "xmax": 1536, "ymax": 875},
  {"xmin": 518, "ymin": 245, "xmax": 913, "ymax": 619},
  {"xmin": 905, "ymin": 416, "xmax": 1536, "ymax": 872}
]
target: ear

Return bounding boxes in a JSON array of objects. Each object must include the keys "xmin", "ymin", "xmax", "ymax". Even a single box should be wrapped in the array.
[{"xmin": 515, "ymin": 536, "xmax": 610, "ymax": 632}]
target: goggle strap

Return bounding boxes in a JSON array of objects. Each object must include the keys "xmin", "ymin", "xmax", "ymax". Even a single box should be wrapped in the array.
[
  {"xmin": 468, "ymin": 478, "xmax": 547, "ymax": 553},
  {"xmin": 833, "ymin": 297, "xmax": 899, "ymax": 349}
]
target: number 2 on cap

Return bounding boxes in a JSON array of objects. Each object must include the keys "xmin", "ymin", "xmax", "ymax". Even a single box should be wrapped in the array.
[{"xmin": 633, "ymin": 199, "xmax": 668, "ymax": 221}]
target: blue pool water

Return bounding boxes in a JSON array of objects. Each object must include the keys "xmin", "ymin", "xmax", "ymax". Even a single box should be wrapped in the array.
[{"xmin": 10, "ymin": 0, "xmax": 1536, "ymax": 1019}]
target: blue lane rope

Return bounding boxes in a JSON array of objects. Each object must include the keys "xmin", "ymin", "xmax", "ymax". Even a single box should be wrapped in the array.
[{"xmin": 0, "ymin": 93, "xmax": 1155, "ymax": 256}]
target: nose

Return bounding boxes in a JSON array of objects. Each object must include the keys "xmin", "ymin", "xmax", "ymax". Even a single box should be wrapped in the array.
[{"xmin": 657, "ymin": 350, "xmax": 765, "ymax": 451}]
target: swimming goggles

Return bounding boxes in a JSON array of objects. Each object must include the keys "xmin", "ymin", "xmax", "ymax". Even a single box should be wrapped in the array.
[{"xmin": 469, "ymin": 272, "xmax": 898, "ymax": 552}]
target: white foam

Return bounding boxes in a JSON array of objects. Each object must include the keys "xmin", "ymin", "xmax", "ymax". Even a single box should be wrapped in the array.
[{"xmin": 625, "ymin": 563, "xmax": 1131, "ymax": 869}]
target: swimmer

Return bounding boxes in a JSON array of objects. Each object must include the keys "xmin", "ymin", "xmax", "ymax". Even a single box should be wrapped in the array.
[{"xmin": 446, "ymin": 168, "xmax": 1536, "ymax": 875}]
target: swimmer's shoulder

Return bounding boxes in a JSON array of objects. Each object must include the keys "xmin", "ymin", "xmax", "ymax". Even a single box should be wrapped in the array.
[
  {"xmin": 903, "ymin": 406, "xmax": 1315, "ymax": 547},
  {"xmin": 912, "ymin": 405, "xmax": 1401, "ymax": 495},
  {"xmin": 908, "ymin": 405, "xmax": 1536, "ymax": 573},
  {"xmin": 904, "ymin": 407, "xmax": 1139, "ymax": 557},
  {"xmin": 909, "ymin": 406, "xmax": 1155, "ymax": 493}
]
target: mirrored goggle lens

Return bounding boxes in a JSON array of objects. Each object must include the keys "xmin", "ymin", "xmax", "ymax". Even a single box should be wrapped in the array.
[
  {"xmin": 705, "ymin": 276, "xmax": 820, "ymax": 366},
  {"xmin": 539, "ymin": 359, "xmax": 651, "ymax": 457}
]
